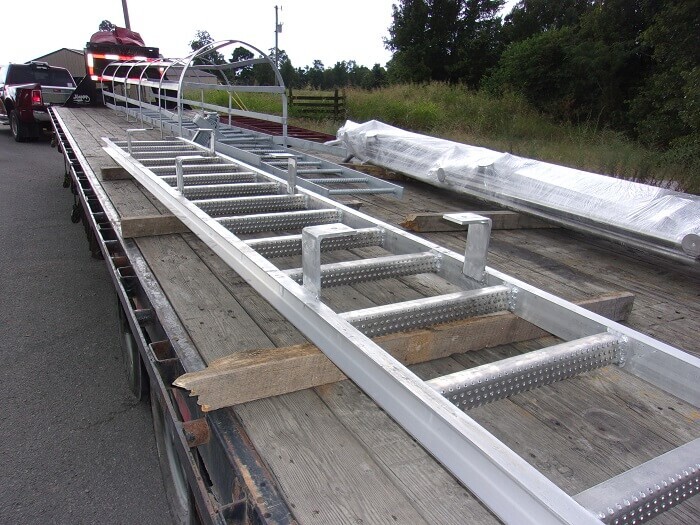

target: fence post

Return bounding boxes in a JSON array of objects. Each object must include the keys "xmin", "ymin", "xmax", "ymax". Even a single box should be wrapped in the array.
[{"xmin": 334, "ymin": 89, "xmax": 339, "ymax": 120}]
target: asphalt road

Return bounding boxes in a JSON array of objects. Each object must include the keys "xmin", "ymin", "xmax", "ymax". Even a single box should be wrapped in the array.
[{"xmin": 0, "ymin": 128, "xmax": 171, "ymax": 523}]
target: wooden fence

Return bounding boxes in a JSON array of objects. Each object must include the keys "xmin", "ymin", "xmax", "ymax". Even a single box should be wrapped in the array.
[{"xmin": 287, "ymin": 88, "xmax": 346, "ymax": 120}]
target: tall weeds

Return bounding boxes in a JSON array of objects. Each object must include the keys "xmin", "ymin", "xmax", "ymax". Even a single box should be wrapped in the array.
[{"xmin": 195, "ymin": 84, "xmax": 698, "ymax": 193}]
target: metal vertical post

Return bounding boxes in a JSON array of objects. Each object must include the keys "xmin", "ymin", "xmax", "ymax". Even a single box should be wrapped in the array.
[
  {"xmin": 274, "ymin": 5, "xmax": 279, "ymax": 68},
  {"xmin": 122, "ymin": 0, "xmax": 131, "ymax": 29},
  {"xmin": 443, "ymin": 212, "xmax": 492, "ymax": 281}
]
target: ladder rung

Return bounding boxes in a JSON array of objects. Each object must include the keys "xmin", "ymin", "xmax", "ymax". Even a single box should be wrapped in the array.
[
  {"xmin": 184, "ymin": 182, "xmax": 279, "ymax": 199},
  {"xmin": 142, "ymin": 158, "xmax": 224, "ymax": 168},
  {"xmin": 304, "ymin": 177, "xmax": 369, "ymax": 184},
  {"xmin": 575, "ymin": 438, "xmax": 700, "ymax": 524},
  {"xmin": 297, "ymin": 169, "xmax": 343, "ymax": 175},
  {"xmin": 268, "ymin": 161, "xmax": 322, "ymax": 167},
  {"xmin": 285, "ymin": 252, "xmax": 441, "ymax": 288},
  {"xmin": 161, "ymin": 172, "xmax": 257, "ymax": 186},
  {"xmin": 428, "ymin": 333, "xmax": 624, "ymax": 410},
  {"xmin": 218, "ymin": 209, "xmax": 341, "ymax": 234},
  {"xmin": 113, "ymin": 140, "xmax": 183, "ymax": 147},
  {"xmin": 221, "ymin": 139, "xmax": 270, "ymax": 145},
  {"xmin": 130, "ymin": 149, "xmax": 199, "ymax": 158},
  {"xmin": 341, "ymin": 285, "xmax": 511, "ymax": 337},
  {"xmin": 328, "ymin": 188, "xmax": 399, "ymax": 195},
  {"xmin": 254, "ymin": 149, "xmax": 289, "ymax": 155},
  {"xmin": 246, "ymin": 227, "xmax": 385, "ymax": 258},
  {"xmin": 150, "ymin": 164, "xmax": 241, "ymax": 174},
  {"xmin": 196, "ymin": 194, "xmax": 307, "ymax": 217}
]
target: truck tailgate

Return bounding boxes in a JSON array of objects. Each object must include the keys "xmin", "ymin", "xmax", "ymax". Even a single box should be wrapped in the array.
[{"xmin": 42, "ymin": 86, "xmax": 75, "ymax": 105}]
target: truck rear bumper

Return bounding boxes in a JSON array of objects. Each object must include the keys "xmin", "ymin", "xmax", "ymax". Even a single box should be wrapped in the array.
[{"xmin": 33, "ymin": 111, "xmax": 50, "ymax": 123}]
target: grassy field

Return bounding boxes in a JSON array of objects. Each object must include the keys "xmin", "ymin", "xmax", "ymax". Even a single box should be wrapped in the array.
[{"xmin": 196, "ymin": 84, "xmax": 698, "ymax": 193}]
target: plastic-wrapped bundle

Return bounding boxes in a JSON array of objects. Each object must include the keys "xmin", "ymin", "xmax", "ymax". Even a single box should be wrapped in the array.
[{"xmin": 338, "ymin": 120, "xmax": 700, "ymax": 263}]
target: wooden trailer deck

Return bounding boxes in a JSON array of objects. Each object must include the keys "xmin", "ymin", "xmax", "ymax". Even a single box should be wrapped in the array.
[{"xmin": 56, "ymin": 106, "xmax": 700, "ymax": 524}]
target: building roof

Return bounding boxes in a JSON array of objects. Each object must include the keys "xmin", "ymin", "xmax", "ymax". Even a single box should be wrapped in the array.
[{"xmin": 30, "ymin": 48, "xmax": 85, "ymax": 62}]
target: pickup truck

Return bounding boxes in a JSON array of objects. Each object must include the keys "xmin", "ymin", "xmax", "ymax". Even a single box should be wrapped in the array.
[{"xmin": 0, "ymin": 62, "xmax": 75, "ymax": 141}]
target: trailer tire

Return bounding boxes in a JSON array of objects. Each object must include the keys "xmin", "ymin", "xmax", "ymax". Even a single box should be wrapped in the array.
[
  {"xmin": 118, "ymin": 303, "xmax": 149, "ymax": 401},
  {"xmin": 10, "ymin": 110, "xmax": 27, "ymax": 142},
  {"xmin": 151, "ymin": 387, "xmax": 199, "ymax": 525}
]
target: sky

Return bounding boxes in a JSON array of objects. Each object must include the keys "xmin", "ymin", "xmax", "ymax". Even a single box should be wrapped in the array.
[{"xmin": 1, "ymin": 0, "xmax": 398, "ymax": 69}]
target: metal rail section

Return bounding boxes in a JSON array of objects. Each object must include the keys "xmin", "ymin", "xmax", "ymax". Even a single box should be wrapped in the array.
[
  {"xmin": 97, "ymin": 40, "xmax": 402, "ymax": 199},
  {"xmin": 50, "ymin": 107, "xmax": 296, "ymax": 525},
  {"xmin": 103, "ymin": 132, "xmax": 700, "ymax": 524}
]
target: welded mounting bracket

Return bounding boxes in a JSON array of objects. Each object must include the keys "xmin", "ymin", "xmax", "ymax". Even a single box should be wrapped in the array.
[
  {"xmin": 302, "ymin": 223, "xmax": 357, "ymax": 300},
  {"xmin": 126, "ymin": 129, "xmax": 150, "ymax": 155},
  {"xmin": 443, "ymin": 212, "xmax": 492, "ymax": 281},
  {"xmin": 287, "ymin": 157, "xmax": 297, "ymax": 195},
  {"xmin": 192, "ymin": 128, "xmax": 216, "ymax": 155},
  {"xmin": 175, "ymin": 156, "xmax": 205, "ymax": 193}
]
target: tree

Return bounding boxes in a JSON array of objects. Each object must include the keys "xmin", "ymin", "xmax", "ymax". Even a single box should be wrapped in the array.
[
  {"xmin": 501, "ymin": 0, "xmax": 592, "ymax": 44},
  {"xmin": 629, "ymin": 0, "xmax": 700, "ymax": 180},
  {"xmin": 385, "ymin": 0, "xmax": 504, "ymax": 86},
  {"xmin": 487, "ymin": 0, "xmax": 665, "ymax": 127},
  {"xmin": 99, "ymin": 20, "xmax": 116, "ymax": 32},
  {"xmin": 307, "ymin": 60, "xmax": 325, "ymax": 89},
  {"xmin": 630, "ymin": 0, "xmax": 700, "ymax": 149},
  {"xmin": 189, "ymin": 30, "xmax": 226, "ymax": 65},
  {"xmin": 229, "ymin": 46, "xmax": 255, "ymax": 84}
]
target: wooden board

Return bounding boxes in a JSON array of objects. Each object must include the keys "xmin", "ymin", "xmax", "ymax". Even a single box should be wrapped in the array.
[
  {"xmin": 121, "ymin": 214, "xmax": 188, "ymax": 238},
  {"xmin": 401, "ymin": 211, "xmax": 557, "ymax": 231}
]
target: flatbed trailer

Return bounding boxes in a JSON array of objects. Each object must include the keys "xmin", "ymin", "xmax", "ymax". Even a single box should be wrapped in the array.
[{"xmin": 50, "ymin": 104, "xmax": 700, "ymax": 524}]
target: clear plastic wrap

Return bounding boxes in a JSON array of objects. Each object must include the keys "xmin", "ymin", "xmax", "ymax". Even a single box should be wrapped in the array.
[{"xmin": 338, "ymin": 120, "xmax": 700, "ymax": 260}]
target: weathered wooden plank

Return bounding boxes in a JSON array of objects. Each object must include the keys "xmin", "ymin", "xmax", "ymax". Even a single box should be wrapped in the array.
[
  {"xmin": 340, "ymin": 162, "xmax": 407, "ymax": 181},
  {"xmin": 315, "ymin": 380, "xmax": 499, "ymax": 524},
  {"xmin": 101, "ymin": 166, "xmax": 132, "ymax": 180},
  {"xmin": 401, "ymin": 211, "xmax": 557, "ymax": 232},
  {"xmin": 174, "ymin": 292, "xmax": 635, "ymax": 410},
  {"xmin": 121, "ymin": 214, "xmax": 188, "ymax": 238},
  {"xmin": 101, "ymin": 180, "xmax": 161, "ymax": 220},
  {"xmin": 135, "ymin": 234, "xmax": 275, "ymax": 363},
  {"xmin": 236, "ymin": 391, "xmax": 430, "ymax": 524}
]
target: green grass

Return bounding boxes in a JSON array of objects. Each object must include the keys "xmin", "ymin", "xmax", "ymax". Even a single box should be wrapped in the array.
[{"xmin": 189, "ymin": 84, "xmax": 698, "ymax": 193}]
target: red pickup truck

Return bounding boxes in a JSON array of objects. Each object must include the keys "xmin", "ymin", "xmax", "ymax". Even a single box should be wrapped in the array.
[{"xmin": 0, "ymin": 62, "xmax": 76, "ymax": 141}]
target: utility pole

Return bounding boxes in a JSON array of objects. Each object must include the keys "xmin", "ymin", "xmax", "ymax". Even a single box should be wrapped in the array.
[
  {"xmin": 274, "ymin": 5, "xmax": 282, "ymax": 68},
  {"xmin": 121, "ymin": 0, "xmax": 131, "ymax": 29}
]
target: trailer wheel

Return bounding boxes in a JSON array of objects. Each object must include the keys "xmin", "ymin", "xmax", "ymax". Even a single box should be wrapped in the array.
[
  {"xmin": 10, "ymin": 110, "xmax": 27, "ymax": 142},
  {"xmin": 70, "ymin": 203, "xmax": 82, "ymax": 223},
  {"xmin": 118, "ymin": 304, "xmax": 149, "ymax": 401},
  {"xmin": 151, "ymin": 387, "xmax": 199, "ymax": 525}
]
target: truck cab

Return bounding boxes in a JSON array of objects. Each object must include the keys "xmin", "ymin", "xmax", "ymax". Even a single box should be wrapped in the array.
[{"xmin": 0, "ymin": 62, "xmax": 76, "ymax": 141}]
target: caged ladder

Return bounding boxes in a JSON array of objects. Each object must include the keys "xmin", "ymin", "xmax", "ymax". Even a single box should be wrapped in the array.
[{"xmin": 104, "ymin": 133, "xmax": 700, "ymax": 525}]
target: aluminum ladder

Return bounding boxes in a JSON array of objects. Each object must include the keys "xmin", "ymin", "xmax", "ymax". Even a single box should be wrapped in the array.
[
  {"xmin": 104, "ymin": 134, "xmax": 700, "ymax": 525},
  {"xmin": 106, "ymin": 101, "xmax": 403, "ymax": 200}
]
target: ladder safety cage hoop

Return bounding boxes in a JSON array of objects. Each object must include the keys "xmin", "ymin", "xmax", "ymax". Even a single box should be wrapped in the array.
[{"xmin": 100, "ymin": 40, "xmax": 287, "ymax": 144}]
